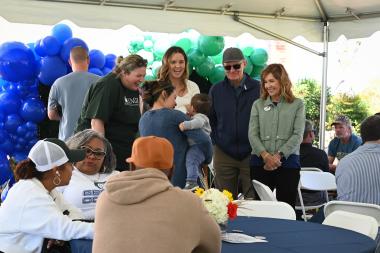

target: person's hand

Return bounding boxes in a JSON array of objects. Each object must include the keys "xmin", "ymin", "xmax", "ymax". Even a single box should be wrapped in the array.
[
  {"xmin": 179, "ymin": 122, "xmax": 185, "ymax": 132},
  {"xmin": 329, "ymin": 163, "xmax": 337, "ymax": 173},
  {"xmin": 263, "ymin": 154, "xmax": 281, "ymax": 171}
]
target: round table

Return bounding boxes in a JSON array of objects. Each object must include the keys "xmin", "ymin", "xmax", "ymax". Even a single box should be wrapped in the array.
[{"xmin": 222, "ymin": 216, "xmax": 376, "ymax": 253}]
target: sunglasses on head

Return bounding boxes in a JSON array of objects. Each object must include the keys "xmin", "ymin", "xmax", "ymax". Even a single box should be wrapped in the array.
[
  {"xmin": 80, "ymin": 146, "xmax": 106, "ymax": 160},
  {"xmin": 223, "ymin": 63, "xmax": 242, "ymax": 71}
]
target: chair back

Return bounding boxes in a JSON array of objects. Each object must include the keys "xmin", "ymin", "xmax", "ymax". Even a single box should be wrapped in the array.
[
  {"xmin": 323, "ymin": 210, "xmax": 378, "ymax": 240},
  {"xmin": 252, "ymin": 180, "xmax": 277, "ymax": 201},
  {"xmin": 299, "ymin": 171, "xmax": 337, "ymax": 191},
  {"xmin": 324, "ymin": 201, "xmax": 380, "ymax": 226},
  {"xmin": 296, "ymin": 171, "xmax": 336, "ymax": 221},
  {"xmin": 301, "ymin": 167, "xmax": 323, "ymax": 172},
  {"xmin": 237, "ymin": 200, "xmax": 296, "ymax": 220}
]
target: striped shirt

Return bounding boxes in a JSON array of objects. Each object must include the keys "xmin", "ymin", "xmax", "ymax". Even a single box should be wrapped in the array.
[{"xmin": 336, "ymin": 143, "xmax": 380, "ymax": 204}]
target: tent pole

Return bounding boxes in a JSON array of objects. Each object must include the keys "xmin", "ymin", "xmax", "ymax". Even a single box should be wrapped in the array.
[{"xmin": 319, "ymin": 21, "xmax": 329, "ymax": 150}]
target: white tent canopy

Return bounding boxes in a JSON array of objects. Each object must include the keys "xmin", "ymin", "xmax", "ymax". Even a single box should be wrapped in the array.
[{"xmin": 2, "ymin": 0, "xmax": 380, "ymax": 42}]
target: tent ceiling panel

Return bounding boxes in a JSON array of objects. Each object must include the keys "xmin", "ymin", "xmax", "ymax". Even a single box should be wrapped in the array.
[{"xmin": 1, "ymin": 0, "xmax": 380, "ymax": 41}]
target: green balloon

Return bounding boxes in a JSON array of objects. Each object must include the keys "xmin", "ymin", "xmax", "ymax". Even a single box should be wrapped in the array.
[
  {"xmin": 249, "ymin": 48, "xmax": 268, "ymax": 66},
  {"xmin": 151, "ymin": 61, "xmax": 162, "ymax": 77},
  {"xmin": 153, "ymin": 38, "xmax": 172, "ymax": 61},
  {"xmin": 144, "ymin": 69, "xmax": 156, "ymax": 81},
  {"xmin": 195, "ymin": 57, "xmax": 215, "ymax": 77},
  {"xmin": 208, "ymin": 66, "xmax": 225, "ymax": 84},
  {"xmin": 143, "ymin": 40, "xmax": 154, "ymax": 52},
  {"xmin": 242, "ymin": 47, "xmax": 254, "ymax": 57},
  {"xmin": 175, "ymin": 38, "xmax": 192, "ymax": 53},
  {"xmin": 188, "ymin": 63, "xmax": 194, "ymax": 76},
  {"xmin": 251, "ymin": 64, "xmax": 267, "ymax": 78},
  {"xmin": 188, "ymin": 48, "xmax": 206, "ymax": 67},
  {"xmin": 198, "ymin": 36, "xmax": 225, "ymax": 56},
  {"xmin": 211, "ymin": 52, "xmax": 223, "ymax": 65},
  {"xmin": 244, "ymin": 57, "xmax": 253, "ymax": 74}
]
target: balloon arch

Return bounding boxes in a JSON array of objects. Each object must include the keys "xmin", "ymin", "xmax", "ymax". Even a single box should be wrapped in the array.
[{"xmin": 0, "ymin": 23, "xmax": 269, "ymax": 185}]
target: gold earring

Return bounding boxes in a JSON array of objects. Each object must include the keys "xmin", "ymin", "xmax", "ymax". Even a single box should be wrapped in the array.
[{"xmin": 53, "ymin": 174, "xmax": 61, "ymax": 186}]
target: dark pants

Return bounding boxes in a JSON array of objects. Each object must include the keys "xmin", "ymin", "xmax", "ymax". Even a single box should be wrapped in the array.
[{"xmin": 251, "ymin": 165, "xmax": 300, "ymax": 208}]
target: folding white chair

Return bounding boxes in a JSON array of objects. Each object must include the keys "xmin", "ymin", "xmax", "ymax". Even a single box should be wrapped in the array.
[
  {"xmin": 295, "ymin": 171, "xmax": 337, "ymax": 221},
  {"xmin": 252, "ymin": 180, "xmax": 277, "ymax": 201},
  {"xmin": 324, "ymin": 201, "xmax": 380, "ymax": 226},
  {"xmin": 237, "ymin": 200, "xmax": 296, "ymax": 220},
  {"xmin": 323, "ymin": 210, "xmax": 378, "ymax": 240},
  {"xmin": 301, "ymin": 167, "xmax": 323, "ymax": 172}
]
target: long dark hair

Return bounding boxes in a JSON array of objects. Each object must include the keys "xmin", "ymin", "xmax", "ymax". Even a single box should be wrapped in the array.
[{"xmin": 140, "ymin": 80, "xmax": 175, "ymax": 107}]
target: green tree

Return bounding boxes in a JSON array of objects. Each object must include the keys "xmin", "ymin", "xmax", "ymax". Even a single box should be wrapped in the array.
[
  {"xmin": 327, "ymin": 93, "xmax": 370, "ymax": 133},
  {"xmin": 294, "ymin": 79, "xmax": 331, "ymax": 134}
]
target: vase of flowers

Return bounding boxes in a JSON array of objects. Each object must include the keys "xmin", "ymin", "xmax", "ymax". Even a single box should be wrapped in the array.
[{"xmin": 195, "ymin": 188, "xmax": 238, "ymax": 233}]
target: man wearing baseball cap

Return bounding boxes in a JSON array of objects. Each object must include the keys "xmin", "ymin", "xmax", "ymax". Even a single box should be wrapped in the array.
[
  {"xmin": 209, "ymin": 47, "xmax": 260, "ymax": 199},
  {"xmin": 93, "ymin": 136, "xmax": 220, "ymax": 253},
  {"xmin": 328, "ymin": 115, "xmax": 362, "ymax": 172}
]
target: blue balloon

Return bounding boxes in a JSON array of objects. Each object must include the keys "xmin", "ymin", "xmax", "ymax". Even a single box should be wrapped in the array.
[
  {"xmin": 19, "ymin": 98, "xmax": 46, "ymax": 123},
  {"xmin": 27, "ymin": 43, "xmax": 41, "ymax": 61},
  {"xmin": 88, "ymin": 68, "xmax": 103, "ymax": 76},
  {"xmin": 34, "ymin": 39, "xmax": 47, "ymax": 57},
  {"xmin": 105, "ymin": 54, "xmax": 117, "ymax": 69},
  {"xmin": 0, "ymin": 92, "xmax": 21, "ymax": 114},
  {"xmin": 52, "ymin": 24, "xmax": 73, "ymax": 44},
  {"xmin": 24, "ymin": 131, "xmax": 36, "ymax": 141},
  {"xmin": 25, "ymin": 121, "xmax": 37, "ymax": 131},
  {"xmin": 0, "ymin": 138, "xmax": 13, "ymax": 153},
  {"xmin": 38, "ymin": 56, "xmax": 67, "ymax": 86},
  {"xmin": 12, "ymin": 152, "xmax": 28, "ymax": 162},
  {"xmin": 41, "ymin": 36, "xmax": 61, "ymax": 56},
  {"xmin": 60, "ymin": 38, "xmax": 88, "ymax": 62},
  {"xmin": 89, "ymin": 50, "xmax": 105, "ymax": 69},
  {"xmin": 0, "ymin": 152, "xmax": 12, "ymax": 185},
  {"xmin": 16, "ymin": 125, "xmax": 28, "ymax": 136},
  {"xmin": 4, "ymin": 114, "xmax": 24, "ymax": 134},
  {"xmin": 0, "ymin": 113, "xmax": 5, "ymax": 123},
  {"xmin": 0, "ymin": 42, "xmax": 38, "ymax": 82}
]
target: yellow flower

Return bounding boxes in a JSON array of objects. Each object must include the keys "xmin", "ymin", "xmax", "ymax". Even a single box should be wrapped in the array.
[
  {"xmin": 194, "ymin": 188, "xmax": 205, "ymax": 197},
  {"xmin": 222, "ymin": 190, "xmax": 233, "ymax": 202}
]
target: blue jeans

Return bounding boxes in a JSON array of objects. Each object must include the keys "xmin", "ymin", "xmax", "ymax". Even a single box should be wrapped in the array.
[{"xmin": 186, "ymin": 145, "xmax": 205, "ymax": 181}]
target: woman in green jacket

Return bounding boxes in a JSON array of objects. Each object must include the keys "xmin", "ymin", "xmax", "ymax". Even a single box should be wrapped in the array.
[{"xmin": 248, "ymin": 63, "xmax": 305, "ymax": 207}]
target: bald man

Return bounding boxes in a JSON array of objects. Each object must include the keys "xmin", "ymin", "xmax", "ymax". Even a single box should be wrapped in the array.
[{"xmin": 48, "ymin": 46, "xmax": 100, "ymax": 141}]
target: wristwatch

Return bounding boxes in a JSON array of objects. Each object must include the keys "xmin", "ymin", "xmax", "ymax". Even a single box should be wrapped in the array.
[{"xmin": 278, "ymin": 152, "xmax": 285, "ymax": 159}]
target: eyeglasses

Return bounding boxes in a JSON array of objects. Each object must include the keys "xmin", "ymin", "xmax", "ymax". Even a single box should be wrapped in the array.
[
  {"xmin": 80, "ymin": 146, "xmax": 106, "ymax": 160},
  {"xmin": 223, "ymin": 63, "xmax": 242, "ymax": 71}
]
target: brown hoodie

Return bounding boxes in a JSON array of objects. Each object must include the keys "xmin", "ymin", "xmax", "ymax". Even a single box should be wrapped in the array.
[{"xmin": 93, "ymin": 168, "xmax": 221, "ymax": 253}]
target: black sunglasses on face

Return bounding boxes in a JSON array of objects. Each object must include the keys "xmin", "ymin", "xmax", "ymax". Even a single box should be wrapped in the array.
[
  {"xmin": 224, "ymin": 63, "xmax": 242, "ymax": 71},
  {"xmin": 80, "ymin": 146, "xmax": 106, "ymax": 159}
]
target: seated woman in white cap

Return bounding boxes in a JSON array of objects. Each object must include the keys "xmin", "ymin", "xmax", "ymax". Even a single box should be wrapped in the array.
[{"xmin": 0, "ymin": 138, "xmax": 94, "ymax": 253}]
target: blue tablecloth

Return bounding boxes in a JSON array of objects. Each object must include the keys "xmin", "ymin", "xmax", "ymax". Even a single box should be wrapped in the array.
[
  {"xmin": 71, "ymin": 216, "xmax": 376, "ymax": 253},
  {"xmin": 222, "ymin": 216, "xmax": 376, "ymax": 253}
]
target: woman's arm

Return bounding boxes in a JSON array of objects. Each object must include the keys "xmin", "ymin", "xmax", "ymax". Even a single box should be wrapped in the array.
[
  {"xmin": 278, "ymin": 100, "xmax": 305, "ymax": 157},
  {"xmin": 248, "ymin": 102, "xmax": 266, "ymax": 156},
  {"xmin": 20, "ymin": 195, "xmax": 93, "ymax": 240}
]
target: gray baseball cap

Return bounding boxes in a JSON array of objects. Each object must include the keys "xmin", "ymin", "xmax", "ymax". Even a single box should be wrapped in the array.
[{"xmin": 223, "ymin": 47, "xmax": 244, "ymax": 63}]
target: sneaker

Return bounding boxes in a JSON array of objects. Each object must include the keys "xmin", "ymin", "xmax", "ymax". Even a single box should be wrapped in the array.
[{"xmin": 184, "ymin": 181, "xmax": 198, "ymax": 190}]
